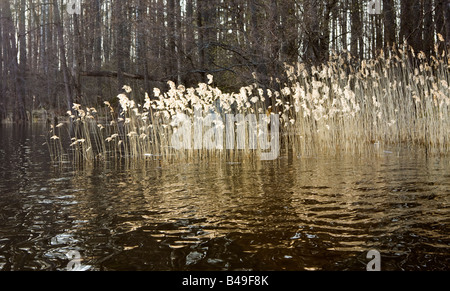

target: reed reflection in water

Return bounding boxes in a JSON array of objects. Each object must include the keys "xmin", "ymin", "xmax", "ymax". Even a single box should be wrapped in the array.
[{"xmin": 0, "ymin": 125, "xmax": 448, "ymax": 270}]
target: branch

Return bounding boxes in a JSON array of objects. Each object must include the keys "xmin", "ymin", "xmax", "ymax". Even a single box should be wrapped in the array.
[{"xmin": 80, "ymin": 71, "xmax": 146, "ymax": 80}]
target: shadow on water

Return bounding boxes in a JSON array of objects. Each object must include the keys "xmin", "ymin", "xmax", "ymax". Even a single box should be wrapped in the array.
[{"xmin": 0, "ymin": 124, "xmax": 449, "ymax": 270}]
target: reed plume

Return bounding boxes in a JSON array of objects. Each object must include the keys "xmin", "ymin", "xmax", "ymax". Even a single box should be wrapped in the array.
[{"xmin": 48, "ymin": 44, "xmax": 449, "ymax": 164}]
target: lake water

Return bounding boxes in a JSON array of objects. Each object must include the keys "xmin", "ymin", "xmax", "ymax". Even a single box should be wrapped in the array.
[{"xmin": 0, "ymin": 124, "xmax": 448, "ymax": 271}]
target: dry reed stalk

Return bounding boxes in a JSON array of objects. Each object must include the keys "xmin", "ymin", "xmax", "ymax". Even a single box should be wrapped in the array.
[{"xmin": 48, "ymin": 45, "xmax": 449, "ymax": 164}]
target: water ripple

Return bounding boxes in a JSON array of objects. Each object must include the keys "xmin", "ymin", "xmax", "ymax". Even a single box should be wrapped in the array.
[{"xmin": 0, "ymin": 125, "xmax": 449, "ymax": 270}]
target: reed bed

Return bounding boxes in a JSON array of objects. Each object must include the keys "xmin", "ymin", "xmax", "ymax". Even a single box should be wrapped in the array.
[{"xmin": 48, "ymin": 43, "xmax": 450, "ymax": 164}]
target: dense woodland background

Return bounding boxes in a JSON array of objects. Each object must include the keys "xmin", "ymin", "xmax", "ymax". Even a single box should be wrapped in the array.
[{"xmin": 0, "ymin": 0, "xmax": 450, "ymax": 123}]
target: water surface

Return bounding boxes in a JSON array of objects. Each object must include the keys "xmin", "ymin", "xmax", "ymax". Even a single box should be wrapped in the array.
[{"xmin": 0, "ymin": 124, "xmax": 448, "ymax": 270}]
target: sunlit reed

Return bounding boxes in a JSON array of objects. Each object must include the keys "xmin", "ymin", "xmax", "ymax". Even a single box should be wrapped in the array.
[{"xmin": 48, "ymin": 42, "xmax": 449, "ymax": 164}]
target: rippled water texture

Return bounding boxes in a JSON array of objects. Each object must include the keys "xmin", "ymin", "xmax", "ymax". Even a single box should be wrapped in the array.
[{"xmin": 0, "ymin": 124, "xmax": 449, "ymax": 271}]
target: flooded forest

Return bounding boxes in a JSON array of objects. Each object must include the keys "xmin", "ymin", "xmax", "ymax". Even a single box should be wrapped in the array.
[{"xmin": 0, "ymin": 0, "xmax": 449, "ymax": 273}]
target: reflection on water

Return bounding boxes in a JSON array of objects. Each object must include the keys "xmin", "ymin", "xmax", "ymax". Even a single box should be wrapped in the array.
[{"xmin": 0, "ymin": 124, "xmax": 449, "ymax": 270}]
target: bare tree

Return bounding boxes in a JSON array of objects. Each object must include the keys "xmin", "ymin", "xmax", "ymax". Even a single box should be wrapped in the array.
[
  {"xmin": 445, "ymin": 0, "xmax": 450, "ymax": 48},
  {"xmin": 0, "ymin": 0, "xmax": 448, "ymax": 122},
  {"xmin": 1, "ymin": 0, "xmax": 27, "ymax": 121},
  {"xmin": 53, "ymin": 0, "xmax": 73, "ymax": 113}
]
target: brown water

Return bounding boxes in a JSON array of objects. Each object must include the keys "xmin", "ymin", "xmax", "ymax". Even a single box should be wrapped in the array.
[{"xmin": 0, "ymin": 124, "xmax": 448, "ymax": 271}]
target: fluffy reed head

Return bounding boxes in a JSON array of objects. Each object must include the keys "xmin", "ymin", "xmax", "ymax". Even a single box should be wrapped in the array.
[{"xmin": 48, "ymin": 44, "xmax": 449, "ymax": 165}]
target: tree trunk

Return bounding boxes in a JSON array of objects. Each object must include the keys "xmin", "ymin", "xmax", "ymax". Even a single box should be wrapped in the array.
[
  {"xmin": 197, "ymin": 0, "xmax": 207, "ymax": 79},
  {"xmin": 350, "ymin": 0, "xmax": 362, "ymax": 58},
  {"xmin": 17, "ymin": 0, "xmax": 28, "ymax": 121},
  {"xmin": 436, "ymin": 0, "xmax": 446, "ymax": 52},
  {"xmin": 53, "ymin": 0, "xmax": 74, "ymax": 113},
  {"xmin": 423, "ymin": 0, "xmax": 434, "ymax": 57},
  {"xmin": 400, "ymin": 0, "xmax": 415, "ymax": 46},
  {"xmin": 383, "ymin": 0, "xmax": 396, "ymax": 50},
  {"xmin": 341, "ymin": 0, "xmax": 348, "ymax": 51},
  {"xmin": 411, "ymin": 0, "xmax": 423, "ymax": 52},
  {"xmin": 249, "ymin": 0, "xmax": 267, "ymax": 78},
  {"xmin": 114, "ymin": 0, "xmax": 125, "ymax": 92},
  {"xmin": 1, "ymin": 0, "xmax": 27, "ymax": 122},
  {"xmin": 73, "ymin": 13, "xmax": 82, "ymax": 102},
  {"xmin": 137, "ymin": 0, "xmax": 150, "ymax": 93},
  {"xmin": 280, "ymin": 0, "xmax": 298, "ymax": 64},
  {"xmin": 321, "ymin": 1, "xmax": 336, "ymax": 63},
  {"xmin": 445, "ymin": 0, "xmax": 450, "ymax": 49},
  {"xmin": 93, "ymin": 0, "xmax": 103, "ymax": 98},
  {"xmin": 0, "ymin": 5, "xmax": 5, "ymax": 122},
  {"xmin": 175, "ymin": 0, "xmax": 183, "ymax": 84},
  {"xmin": 304, "ymin": 0, "xmax": 321, "ymax": 66},
  {"xmin": 167, "ymin": 0, "xmax": 177, "ymax": 81},
  {"xmin": 185, "ymin": 0, "xmax": 196, "ymax": 86}
]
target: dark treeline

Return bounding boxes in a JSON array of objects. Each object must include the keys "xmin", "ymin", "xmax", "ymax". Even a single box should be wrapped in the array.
[{"xmin": 0, "ymin": 0, "xmax": 449, "ymax": 123}]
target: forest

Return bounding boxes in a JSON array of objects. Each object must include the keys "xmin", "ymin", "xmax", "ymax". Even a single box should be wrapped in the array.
[
  {"xmin": 0, "ymin": 1, "xmax": 450, "ymax": 273},
  {"xmin": 0, "ymin": 0, "xmax": 449, "ymax": 123}
]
